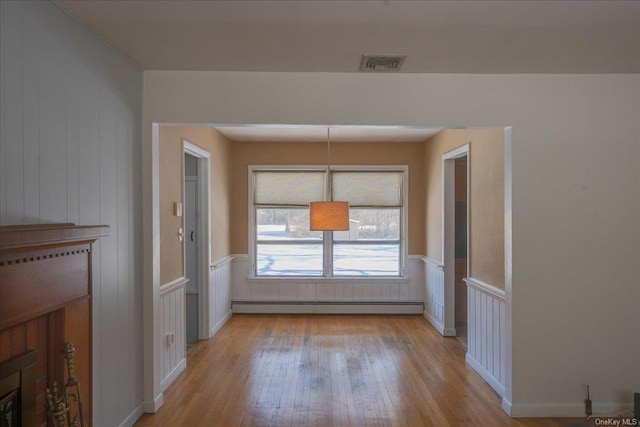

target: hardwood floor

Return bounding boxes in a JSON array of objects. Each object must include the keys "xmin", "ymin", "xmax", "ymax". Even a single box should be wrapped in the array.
[{"xmin": 135, "ymin": 315, "xmax": 582, "ymax": 427}]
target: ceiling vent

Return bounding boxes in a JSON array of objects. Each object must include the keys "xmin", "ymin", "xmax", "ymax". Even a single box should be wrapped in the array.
[{"xmin": 359, "ymin": 54, "xmax": 406, "ymax": 72}]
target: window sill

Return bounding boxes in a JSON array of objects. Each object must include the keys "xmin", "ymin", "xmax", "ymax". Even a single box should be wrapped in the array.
[{"xmin": 246, "ymin": 276, "xmax": 410, "ymax": 284}]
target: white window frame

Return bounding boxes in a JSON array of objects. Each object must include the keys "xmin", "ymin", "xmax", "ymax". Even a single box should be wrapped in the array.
[{"xmin": 249, "ymin": 165, "xmax": 408, "ymax": 279}]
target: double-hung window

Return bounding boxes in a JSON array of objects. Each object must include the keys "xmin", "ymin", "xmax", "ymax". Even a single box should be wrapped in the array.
[{"xmin": 250, "ymin": 166, "xmax": 406, "ymax": 278}]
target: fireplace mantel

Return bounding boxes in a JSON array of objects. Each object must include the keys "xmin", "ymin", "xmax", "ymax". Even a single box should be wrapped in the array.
[{"xmin": 0, "ymin": 223, "xmax": 109, "ymax": 426}]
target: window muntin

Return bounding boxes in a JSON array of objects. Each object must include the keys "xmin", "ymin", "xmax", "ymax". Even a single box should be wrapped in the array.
[{"xmin": 251, "ymin": 167, "xmax": 405, "ymax": 277}]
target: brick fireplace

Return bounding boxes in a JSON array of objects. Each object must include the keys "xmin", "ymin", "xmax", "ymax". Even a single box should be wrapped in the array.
[{"xmin": 0, "ymin": 224, "xmax": 109, "ymax": 426}]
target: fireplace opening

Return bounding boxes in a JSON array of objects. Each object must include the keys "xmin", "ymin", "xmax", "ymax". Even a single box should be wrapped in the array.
[
  {"xmin": 0, "ymin": 389, "xmax": 19, "ymax": 426},
  {"xmin": 0, "ymin": 351, "xmax": 36, "ymax": 427}
]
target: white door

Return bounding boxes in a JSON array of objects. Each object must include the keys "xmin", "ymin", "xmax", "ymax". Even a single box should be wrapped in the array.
[{"xmin": 185, "ymin": 177, "xmax": 199, "ymax": 346}]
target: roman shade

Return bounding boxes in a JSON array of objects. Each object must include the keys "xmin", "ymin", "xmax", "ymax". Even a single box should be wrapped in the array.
[
  {"xmin": 332, "ymin": 171, "xmax": 402, "ymax": 207},
  {"xmin": 254, "ymin": 171, "xmax": 325, "ymax": 206}
]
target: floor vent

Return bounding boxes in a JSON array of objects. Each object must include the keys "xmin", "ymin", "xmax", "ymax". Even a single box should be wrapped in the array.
[{"xmin": 359, "ymin": 54, "xmax": 406, "ymax": 72}]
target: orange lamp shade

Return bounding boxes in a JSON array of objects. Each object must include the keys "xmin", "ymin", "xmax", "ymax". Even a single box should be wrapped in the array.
[{"xmin": 309, "ymin": 201, "xmax": 350, "ymax": 231}]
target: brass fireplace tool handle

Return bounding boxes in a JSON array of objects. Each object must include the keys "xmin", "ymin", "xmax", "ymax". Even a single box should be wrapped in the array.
[{"xmin": 45, "ymin": 341, "xmax": 84, "ymax": 427}]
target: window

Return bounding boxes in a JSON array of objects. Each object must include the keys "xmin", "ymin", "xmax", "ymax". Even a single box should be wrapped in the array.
[{"xmin": 251, "ymin": 166, "xmax": 406, "ymax": 278}]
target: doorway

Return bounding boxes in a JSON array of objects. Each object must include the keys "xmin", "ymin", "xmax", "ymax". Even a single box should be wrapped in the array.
[
  {"xmin": 454, "ymin": 157, "xmax": 468, "ymax": 348},
  {"xmin": 182, "ymin": 140, "xmax": 212, "ymax": 351},
  {"xmin": 442, "ymin": 144, "xmax": 470, "ymax": 341},
  {"xmin": 184, "ymin": 154, "xmax": 199, "ymax": 347}
]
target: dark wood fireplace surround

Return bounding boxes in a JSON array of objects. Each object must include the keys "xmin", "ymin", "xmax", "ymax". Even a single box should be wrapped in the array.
[{"xmin": 0, "ymin": 224, "xmax": 109, "ymax": 426}]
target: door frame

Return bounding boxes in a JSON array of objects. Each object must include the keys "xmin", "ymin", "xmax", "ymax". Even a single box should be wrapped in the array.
[
  {"xmin": 182, "ymin": 140, "xmax": 211, "ymax": 341},
  {"xmin": 442, "ymin": 144, "xmax": 470, "ymax": 336}
]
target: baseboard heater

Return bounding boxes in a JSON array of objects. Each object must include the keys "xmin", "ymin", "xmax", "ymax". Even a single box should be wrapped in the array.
[{"xmin": 232, "ymin": 300, "xmax": 424, "ymax": 314}]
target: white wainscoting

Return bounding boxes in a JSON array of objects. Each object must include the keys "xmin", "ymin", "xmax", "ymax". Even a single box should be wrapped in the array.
[
  {"xmin": 209, "ymin": 256, "xmax": 233, "ymax": 336},
  {"xmin": 423, "ymin": 257, "xmax": 447, "ymax": 334},
  {"xmin": 159, "ymin": 277, "xmax": 187, "ymax": 392},
  {"xmin": 231, "ymin": 255, "xmax": 424, "ymax": 314},
  {"xmin": 465, "ymin": 277, "xmax": 506, "ymax": 397}
]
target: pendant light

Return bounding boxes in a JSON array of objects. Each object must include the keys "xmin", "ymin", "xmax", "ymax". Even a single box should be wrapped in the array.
[{"xmin": 309, "ymin": 128, "xmax": 350, "ymax": 231}]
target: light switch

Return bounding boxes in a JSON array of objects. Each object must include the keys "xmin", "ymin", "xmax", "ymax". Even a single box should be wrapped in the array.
[{"xmin": 174, "ymin": 202, "xmax": 183, "ymax": 217}]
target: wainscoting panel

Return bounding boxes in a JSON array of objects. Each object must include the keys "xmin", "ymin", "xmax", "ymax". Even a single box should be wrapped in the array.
[
  {"xmin": 231, "ymin": 255, "xmax": 424, "ymax": 313},
  {"xmin": 423, "ymin": 257, "xmax": 446, "ymax": 334},
  {"xmin": 159, "ymin": 278, "xmax": 187, "ymax": 392},
  {"xmin": 465, "ymin": 277, "xmax": 506, "ymax": 397},
  {"xmin": 209, "ymin": 256, "xmax": 233, "ymax": 336}
]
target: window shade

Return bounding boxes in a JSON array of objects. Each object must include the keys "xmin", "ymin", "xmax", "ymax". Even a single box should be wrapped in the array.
[
  {"xmin": 332, "ymin": 172, "xmax": 402, "ymax": 207},
  {"xmin": 254, "ymin": 171, "xmax": 325, "ymax": 206}
]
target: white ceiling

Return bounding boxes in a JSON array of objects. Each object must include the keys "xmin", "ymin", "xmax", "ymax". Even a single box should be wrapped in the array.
[
  {"xmin": 55, "ymin": 0, "xmax": 639, "ymax": 143},
  {"xmin": 57, "ymin": 0, "xmax": 640, "ymax": 74}
]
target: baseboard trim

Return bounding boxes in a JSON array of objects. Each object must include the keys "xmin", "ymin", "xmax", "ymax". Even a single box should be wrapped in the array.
[
  {"xmin": 160, "ymin": 357, "xmax": 186, "ymax": 393},
  {"xmin": 232, "ymin": 301, "xmax": 423, "ymax": 314},
  {"xmin": 210, "ymin": 310, "xmax": 232, "ymax": 337},
  {"xmin": 423, "ymin": 310, "xmax": 456, "ymax": 336},
  {"xmin": 465, "ymin": 353, "xmax": 505, "ymax": 397},
  {"xmin": 143, "ymin": 392, "xmax": 164, "ymax": 413},
  {"xmin": 509, "ymin": 402, "xmax": 633, "ymax": 418},
  {"xmin": 501, "ymin": 397, "xmax": 512, "ymax": 416},
  {"xmin": 118, "ymin": 403, "xmax": 145, "ymax": 427}
]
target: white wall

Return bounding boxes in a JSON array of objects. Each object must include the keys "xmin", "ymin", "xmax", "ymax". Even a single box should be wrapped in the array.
[
  {"xmin": 143, "ymin": 71, "xmax": 640, "ymax": 416},
  {"xmin": 0, "ymin": 2, "xmax": 144, "ymax": 426}
]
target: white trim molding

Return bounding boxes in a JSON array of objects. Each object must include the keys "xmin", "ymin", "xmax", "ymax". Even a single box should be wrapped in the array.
[
  {"xmin": 159, "ymin": 276, "xmax": 189, "ymax": 296},
  {"xmin": 232, "ymin": 301, "xmax": 424, "ymax": 314},
  {"xmin": 210, "ymin": 255, "xmax": 234, "ymax": 269},
  {"xmin": 422, "ymin": 257, "xmax": 454, "ymax": 336},
  {"xmin": 503, "ymin": 126, "xmax": 513, "ymax": 416},
  {"xmin": 142, "ymin": 393, "xmax": 163, "ymax": 414},
  {"xmin": 209, "ymin": 255, "xmax": 233, "ymax": 337},
  {"xmin": 465, "ymin": 277, "xmax": 506, "ymax": 398},
  {"xmin": 118, "ymin": 403, "xmax": 145, "ymax": 427},
  {"xmin": 508, "ymin": 402, "xmax": 633, "ymax": 418},
  {"xmin": 160, "ymin": 358, "xmax": 186, "ymax": 392},
  {"xmin": 465, "ymin": 277, "xmax": 505, "ymax": 300},
  {"xmin": 420, "ymin": 256, "xmax": 444, "ymax": 269}
]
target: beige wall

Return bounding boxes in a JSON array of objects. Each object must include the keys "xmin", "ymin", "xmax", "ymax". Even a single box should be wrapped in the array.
[
  {"xmin": 425, "ymin": 128, "xmax": 505, "ymax": 288},
  {"xmin": 159, "ymin": 126, "xmax": 232, "ymax": 284},
  {"xmin": 230, "ymin": 140, "xmax": 425, "ymax": 255}
]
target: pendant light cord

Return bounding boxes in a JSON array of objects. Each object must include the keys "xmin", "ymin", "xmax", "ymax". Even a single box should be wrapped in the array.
[{"xmin": 327, "ymin": 128, "xmax": 332, "ymax": 201}]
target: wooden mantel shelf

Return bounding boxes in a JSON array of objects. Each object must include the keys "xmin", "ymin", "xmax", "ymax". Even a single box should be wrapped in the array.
[
  {"xmin": 0, "ymin": 223, "xmax": 110, "ymax": 252},
  {"xmin": 0, "ymin": 223, "xmax": 110, "ymax": 329}
]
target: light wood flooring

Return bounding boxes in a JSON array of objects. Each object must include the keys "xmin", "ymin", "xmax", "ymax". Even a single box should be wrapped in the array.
[{"xmin": 135, "ymin": 314, "xmax": 584, "ymax": 427}]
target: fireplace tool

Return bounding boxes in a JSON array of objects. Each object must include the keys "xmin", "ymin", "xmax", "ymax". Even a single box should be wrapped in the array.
[{"xmin": 45, "ymin": 341, "xmax": 84, "ymax": 427}]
